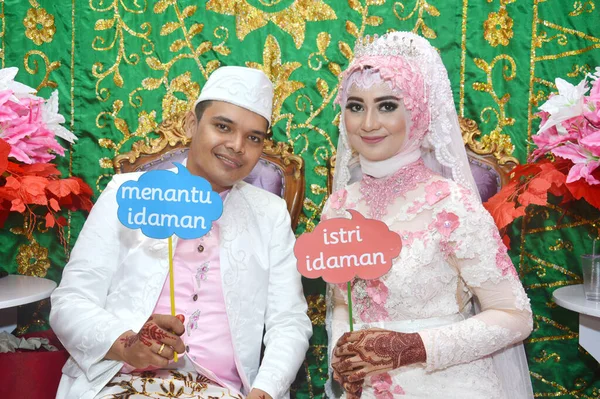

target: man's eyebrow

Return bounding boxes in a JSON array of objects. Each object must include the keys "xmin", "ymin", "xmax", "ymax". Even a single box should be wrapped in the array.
[
  {"xmin": 212, "ymin": 115, "xmax": 267, "ymax": 137},
  {"xmin": 251, "ymin": 130, "xmax": 267, "ymax": 138},
  {"xmin": 211, "ymin": 115, "xmax": 235, "ymax": 125}
]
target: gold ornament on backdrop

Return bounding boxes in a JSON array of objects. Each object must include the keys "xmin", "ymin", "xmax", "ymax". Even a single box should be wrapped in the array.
[
  {"xmin": 206, "ymin": 0, "xmax": 337, "ymax": 48},
  {"xmin": 91, "ymin": 0, "xmax": 154, "ymax": 101},
  {"xmin": 246, "ymin": 35, "xmax": 304, "ymax": 119},
  {"xmin": 393, "ymin": 0, "xmax": 440, "ymax": 39},
  {"xmin": 569, "ymin": 0, "xmax": 595, "ymax": 17},
  {"xmin": 483, "ymin": 7, "xmax": 514, "ymax": 47},
  {"xmin": 306, "ymin": 294, "xmax": 326, "ymax": 325},
  {"xmin": 23, "ymin": 7, "xmax": 56, "ymax": 46},
  {"xmin": 16, "ymin": 239, "xmax": 51, "ymax": 277},
  {"xmin": 472, "ymin": 55, "xmax": 517, "ymax": 150},
  {"xmin": 23, "ymin": 50, "xmax": 61, "ymax": 90}
]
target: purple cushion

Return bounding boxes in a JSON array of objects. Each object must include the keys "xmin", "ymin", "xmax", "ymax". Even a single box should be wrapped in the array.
[
  {"xmin": 468, "ymin": 158, "xmax": 501, "ymax": 202},
  {"xmin": 135, "ymin": 148, "xmax": 285, "ymax": 197}
]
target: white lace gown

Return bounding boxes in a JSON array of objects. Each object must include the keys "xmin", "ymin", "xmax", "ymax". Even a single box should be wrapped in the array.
[{"xmin": 323, "ymin": 162, "xmax": 533, "ymax": 399}]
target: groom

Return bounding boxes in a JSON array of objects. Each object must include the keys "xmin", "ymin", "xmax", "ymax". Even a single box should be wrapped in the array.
[{"xmin": 50, "ymin": 66, "xmax": 312, "ymax": 399}]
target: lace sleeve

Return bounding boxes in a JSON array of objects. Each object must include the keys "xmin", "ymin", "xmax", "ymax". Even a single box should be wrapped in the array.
[{"xmin": 418, "ymin": 186, "xmax": 533, "ymax": 371}]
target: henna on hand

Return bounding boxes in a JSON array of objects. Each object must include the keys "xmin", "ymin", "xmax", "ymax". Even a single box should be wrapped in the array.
[
  {"xmin": 333, "ymin": 329, "xmax": 426, "ymax": 382},
  {"xmin": 119, "ymin": 321, "xmax": 170, "ymax": 348}
]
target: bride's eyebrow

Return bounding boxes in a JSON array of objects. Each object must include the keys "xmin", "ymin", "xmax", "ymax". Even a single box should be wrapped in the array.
[
  {"xmin": 346, "ymin": 96, "xmax": 364, "ymax": 102},
  {"xmin": 375, "ymin": 95, "xmax": 400, "ymax": 102}
]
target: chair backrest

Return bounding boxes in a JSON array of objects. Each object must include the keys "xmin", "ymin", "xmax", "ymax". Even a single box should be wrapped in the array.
[
  {"xmin": 327, "ymin": 117, "xmax": 518, "ymax": 202},
  {"xmin": 113, "ymin": 116, "xmax": 305, "ymax": 230},
  {"xmin": 459, "ymin": 117, "xmax": 518, "ymax": 202}
]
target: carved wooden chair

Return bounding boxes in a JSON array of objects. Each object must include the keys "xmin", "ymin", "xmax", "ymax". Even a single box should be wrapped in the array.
[
  {"xmin": 113, "ymin": 116, "xmax": 305, "ymax": 229},
  {"xmin": 327, "ymin": 117, "xmax": 518, "ymax": 201},
  {"xmin": 458, "ymin": 117, "xmax": 518, "ymax": 202}
]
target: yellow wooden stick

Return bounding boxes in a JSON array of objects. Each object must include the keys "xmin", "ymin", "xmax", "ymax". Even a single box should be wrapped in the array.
[{"xmin": 168, "ymin": 236, "xmax": 178, "ymax": 362}]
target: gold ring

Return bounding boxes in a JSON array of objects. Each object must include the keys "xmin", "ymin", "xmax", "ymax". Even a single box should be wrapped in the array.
[{"xmin": 158, "ymin": 343, "xmax": 166, "ymax": 355}]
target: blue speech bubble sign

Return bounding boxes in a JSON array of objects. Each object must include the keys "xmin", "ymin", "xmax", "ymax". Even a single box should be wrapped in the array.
[{"xmin": 116, "ymin": 163, "xmax": 223, "ymax": 239}]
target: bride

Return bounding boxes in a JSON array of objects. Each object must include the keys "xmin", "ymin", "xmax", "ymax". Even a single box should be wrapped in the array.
[{"xmin": 323, "ymin": 31, "xmax": 534, "ymax": 399}]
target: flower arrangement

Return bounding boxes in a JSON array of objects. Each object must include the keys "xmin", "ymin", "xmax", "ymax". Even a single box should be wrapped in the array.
[
  {"xmin": 485, "ymin": 67, "xmax": 600, "ymax": 236},
  {"xmin": 0, "ymin": 67, "xmax": 93, "ymax": 245}
]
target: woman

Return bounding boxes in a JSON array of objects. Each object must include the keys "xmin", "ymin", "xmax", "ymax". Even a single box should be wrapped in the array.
[{"xmin": 323, "ymin": 32, "xmax": 534, "ymax": 399}]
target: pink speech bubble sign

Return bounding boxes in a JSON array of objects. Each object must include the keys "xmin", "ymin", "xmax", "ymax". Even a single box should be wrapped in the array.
[{"xmin": 295, "ymin": 210, "xmax": 402, "ymax": 284}]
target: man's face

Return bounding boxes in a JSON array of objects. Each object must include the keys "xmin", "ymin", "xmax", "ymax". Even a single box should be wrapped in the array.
[{"xmin": 186, "ymin": 101, "xmax": 268, "ymax": 192}]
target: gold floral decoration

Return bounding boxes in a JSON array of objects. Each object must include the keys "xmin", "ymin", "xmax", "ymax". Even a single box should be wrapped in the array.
[
  {"xmin": 16, "ymin": 239, "xmax": 51, "ymax": 277},
  {"xmin": 23, "ymin": 7, "xmax": 56, "ymax": 46},
  {"xmin": 160, "ymin": 72, "xmax": 201, "ymax": 121},
  {"xmin": 306, "ymin": 294, "xmax": 326, "ymax": 325},
  {"xmin": 246, "ymin": 35, "xmax": 304, "ymax": 119},
  {"xmin": 206, "ymin": 0, "xmax": 336, "ymax": 49},
  {"xmin": 483, "ymin": 8, "xmax": 514, "ymax": 47}
]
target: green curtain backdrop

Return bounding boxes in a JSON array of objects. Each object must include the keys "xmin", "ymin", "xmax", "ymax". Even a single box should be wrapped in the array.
[{"xmin": 1, "ymin": 0, "xmax": 599, "ymax": 397}]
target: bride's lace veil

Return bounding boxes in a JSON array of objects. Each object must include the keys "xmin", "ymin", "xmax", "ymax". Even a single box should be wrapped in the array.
[{"xmin": 325, "ymin": 31, "xmax": 533, "ymax": 398}]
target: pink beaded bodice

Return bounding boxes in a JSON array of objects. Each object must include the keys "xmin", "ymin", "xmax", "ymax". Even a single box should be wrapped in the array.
[{"xmin": 359, "ymin": 159, "xmax": 432, "ymax": 220}]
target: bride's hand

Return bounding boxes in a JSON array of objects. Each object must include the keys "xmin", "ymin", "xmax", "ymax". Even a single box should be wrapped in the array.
[
  {"xmin": 332, "ymin": 339, "xmax": 364, "ymax": 398},
  {"xmin": 332, "ymin": 328, "xmax": 426, "ymax": 383}
]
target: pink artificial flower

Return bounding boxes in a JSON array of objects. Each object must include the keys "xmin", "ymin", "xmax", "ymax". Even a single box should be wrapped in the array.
[
  {"xmin": 580, "ymin": 131, "xmax": 600, "ymax": 157},
  {"xmin": 1, "ymin": 97, "xmax": 66, "ymax": 163},
  {"xmin": 329, "ymin": 189, "xmax": 348, "ymax": 210},
  {"xmin": 365, "ymin": 279, "xmax": 389, "ymax": 306},
  {"xmin": 432, "ymin": 211, "xmax": 460, "ymax": 238},
  {"xmin": 584, "ymin": 79, "xmax": 600, "ymax": 127},
  {"xmin": 424, "ymin": 180, "xmax": 450, "ymax": 205},
  {"xmin": 371, "ymin": 373, "xmax": 392, "ymax": 393},
  {"xmin": 552, "ymin": 143, "xmax": 600, "ymax": 185},
  {"xmin": 371, "ymin": 373, "xmax": 405, "ymax": 398},
  {"xmin": 530, "ymin": 111, "xmax": 578, "ymax": 161},
  {"xmin": 538, "ymin": 77, "xmax": 589, "ymax": 133},
  {"xmin": 0, "ymin": 90, "xmax": 25, "ymax": 123},
  {"xmin": 348, "ymin": 278, "xmax": 390, "ymax": 323}
]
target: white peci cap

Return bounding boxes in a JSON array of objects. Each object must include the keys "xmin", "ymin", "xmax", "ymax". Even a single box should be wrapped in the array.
[{"xmin": 194, "ymin": 66, "xmax": 274, "ymax": 126}]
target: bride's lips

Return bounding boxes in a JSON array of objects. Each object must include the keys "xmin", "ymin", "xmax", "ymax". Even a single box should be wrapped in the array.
[
  {"xmin": 215, "ymin": 153, "xmax": 242, "ymax": 168},
  {"xmin": 361, "ymin": 136, "xmax": 386, "ymax": 144}
]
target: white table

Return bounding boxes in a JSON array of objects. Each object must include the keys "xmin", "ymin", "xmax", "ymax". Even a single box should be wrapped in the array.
[
  {"xmin": 0, "ymin": 275, "xmax": 57, "ymax": 333},
  {"xmin": 553, "ymin": 284, "xmax": 600, "ymax": 361}
]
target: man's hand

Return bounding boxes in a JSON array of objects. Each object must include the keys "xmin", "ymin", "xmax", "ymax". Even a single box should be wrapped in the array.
[
  {"xmin": 106, "ymin": 314, "xmax": 185, "ymax": 369},
  {"xmin": 246, "ymin": 388, "xmax": 272, "ymax": 399},
  {"xmin": 331, "ymin": 328, "xmax": 426, "ymax": 397}
]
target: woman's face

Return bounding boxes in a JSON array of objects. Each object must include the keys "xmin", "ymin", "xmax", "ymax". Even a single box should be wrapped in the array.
[{"xmin": 343, "ymin": 82, "xmax": 408, "ymax": 162}]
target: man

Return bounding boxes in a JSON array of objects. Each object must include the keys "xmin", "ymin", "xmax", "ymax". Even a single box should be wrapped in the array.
[{"xmin": 50, "ymin": 66, "xmax": 312, "ymax": 399}]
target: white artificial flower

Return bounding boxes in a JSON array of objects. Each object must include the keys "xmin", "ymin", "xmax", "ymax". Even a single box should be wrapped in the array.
[
  {"xmin": 0, "ymin": 67, "xmax": 37, "ymax": 102},
  {"xmin": 538, "ymin": 77, "xmax": 589, "ymax": 134},
  {"xmin": 41, "ymin": 90, "xmax": 78, "ymax": 143}
]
